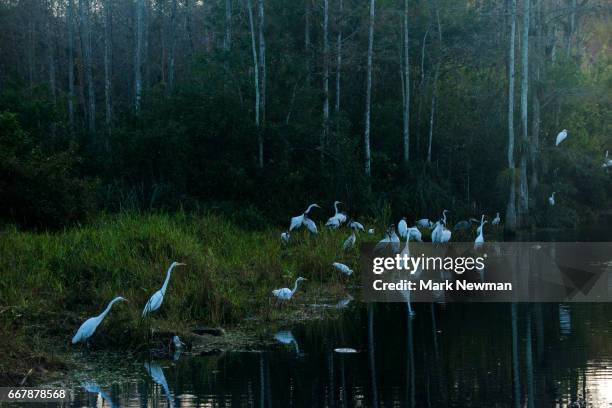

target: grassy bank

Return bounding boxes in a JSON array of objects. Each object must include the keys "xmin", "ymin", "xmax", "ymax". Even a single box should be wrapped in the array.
[{"xmin": 0, "ymin": 212, "xmax": 366, "ymax": 384}]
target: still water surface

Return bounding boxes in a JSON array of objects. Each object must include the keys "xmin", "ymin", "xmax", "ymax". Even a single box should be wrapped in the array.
[{"xmin": 67, "ymin": 229, "xmax": 612, "ymax": 407}]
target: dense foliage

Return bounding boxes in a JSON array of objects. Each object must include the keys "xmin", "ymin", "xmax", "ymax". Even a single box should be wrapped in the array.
[{"xmin": 0, "ymin": 0, "xmax": 609, "ymax": 229}]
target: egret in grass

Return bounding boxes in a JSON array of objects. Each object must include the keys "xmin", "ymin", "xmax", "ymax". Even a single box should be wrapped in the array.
[
  {"xmin": 302, "ymin": 216, "xmax": 318, "ymax": 234},
  {"xmin": 333, "ymin": 262, "xmax": 353, "ymax": 276},
  {"xmin": 290, "ymin": 204, "xmax": 320, "ymax": 231},
  {"xmin": 398, "ymin": 217, "xmax": 408, "ymax": 239},
  {"xmin": 349, "ymin": 220, "xmax": 365, "ymax": 232},
  {"xmin": 172, "ymin": 335, "xmax": 185, "ymax": 350},
  {"xmin": 555, "ymin": 129, "xmax": 568, "ymax": 146},
  {"xmin": 602, "ymin": 151, "xmax": 612, "ymax": 168},
  {"xmin": 549, "ymin": 192, "xmax": 556, "ymax": 206},
  {"xmin": 72, "ymin": 296, "xmax": 127, "ymax": 345},
  {"xmin": 368, "ymin": 228, "xmax": 375, "ymax": 234},
  {"xmin": 326, "ymin": 201, "xmax": 347, "ymax": 228},
  {"xmin": 408, "ymin": 227, "xmax": 422, "ymax": 242},
  {"xmin": 142, "ymin": 261, "xmax": 186, "ymax": 317},
  {"xmin": 280, "ymin": 231, "xmax": 290, "ymax": 244},
  {"xmin": 492, "ymin": 212, "xmax": 501, "ymax": 226},
  {"xmin": 272, "ymin": 277, "xmax": 307, "ymax": 301},
  {"xmin": 343, "ymin": 230, "xmax": 356, "ymax": 250}
]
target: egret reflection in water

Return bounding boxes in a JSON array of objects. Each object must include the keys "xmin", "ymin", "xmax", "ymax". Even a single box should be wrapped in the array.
[
  {"xmin": 143, "ymin": 361, "xmax": 174, "ymax": 408},
  {"xmin": 274, "ymin": 330, "xmax": 300, "ymax": 355},
  {"xmin": 82, "ymin": 381, "xmax": 117, "ymax": 408}
]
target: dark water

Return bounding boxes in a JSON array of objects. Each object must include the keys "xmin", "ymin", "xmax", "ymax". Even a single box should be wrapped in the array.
[
  {"xmin": 64, "ymin": 228, "xmax": 612, "ymax": 407},
  {"xmin": 64, "ymin": 301, "xmax": 612, "ymax": 407}
]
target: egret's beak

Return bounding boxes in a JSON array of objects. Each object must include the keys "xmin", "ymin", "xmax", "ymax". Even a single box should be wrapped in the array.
[{"xmin": 177, "ymin": 263, "xmax": 187, "ymax": 266}]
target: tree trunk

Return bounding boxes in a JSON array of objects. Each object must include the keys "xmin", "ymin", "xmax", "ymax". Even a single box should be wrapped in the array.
[
  {"xmin": 531, "ymin": 73, "xmax": 540, "ymax": 193},
  {"xmin": 518, "ymin": 0, "xmax": 530, "ymax": 227},
  {"xmin": 335, "ymin": 0, "xmax": 343, "ymax": 114},
  {"xmin": 258, "ymin": 0, "xmax": 266, "ymax": 123},
  {"xmin": 506, "ymin": 0, "xmax": 518, "ymax": 232},
  {"xmin": 305, "ymin": 0, "xmax": 311, "ymax": 84},
  {"xmin": 79, "ymin": 0, "xmax": 95, "ymax": 133},
  {"xmin": 134, "ymin": 0, "xmax": 144, "ymax": 111},
  {"xmin": 67, "ymin": 0, "xmax": 75, "ymax": 126},
  {"xmin": 402, "ymin": 0, "xmax": 410, "ymax": 163},
  {"xmin": 45, "ymin": 1, "xmax": 56, "ymax": 104},
  {"xmin": 364, "ymin": 0, "xmax": 375, "ymax": 177},
  {"xmin": 166, "ymin": 0, "xmax": 177, "ymax": 96},
  {"xmin": 104, "ymin": 0, "xmax": 113, "ymax": 138},
  {"xmin": 322, "ymin": 0, "xmax": 330, "ymax": 158},
  {"xmin": 247, "ymin": 0, "xmax": 262, "ymax": 168},
  {"xmin": 224, "ymin": 0, "xmax": 232, "ymax": 51},
  {"xmin": 427, "ymin": 65, "xmax": 438, "ymax": 163}
]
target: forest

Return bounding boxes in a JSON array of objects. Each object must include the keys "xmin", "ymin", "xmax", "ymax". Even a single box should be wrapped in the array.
[{"xmin": 0, "ymin": 0, "xmax": 609, "ymax": 231}]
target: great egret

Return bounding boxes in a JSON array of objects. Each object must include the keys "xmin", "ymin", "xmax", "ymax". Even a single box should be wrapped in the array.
[
  {"xmin": 272, "ymin": 277, "xmax": 307, "ymax": 301},
  {"xmin": 441, "ymin": 209, "xmax": 450, "ymax": 226},
  {"xmin": 492, "ymin": 212, "xmax": 501, "ymax": 226},
  {"xmin": 368, "ymin": 228, "xmax": 375, "ymax": 234},
  {"xmin": 408, "ymin": 227, "xmax": 422, "ymax": 242},
  {"xmin": 548, "ymin": 192, "xmax": 556, "ymax": 206},
  {"xmin": 440, "ymin": 225, "xmax": 452, "ymax": 243},
  {"xmin": 142, "ymin": 261, "xmax": 186, "ymax": 317},
  {"xmin": 343, "ymin": 230, "xmax": 356, "ymax": 250},
  {"xmin": 555, "ymin": 129, "xmax": 568, "ymax": 146},
  {"xmin": 333, "ymin": 262, "xmax": 353, "ymax": 276},
  {"xmin": 302, "ymin": 216, "xmax": 318, "ymax": 234},
  {"xmin": 290, "ymin": 204, "xmax": 320, "ymax": 231},
  {"xmin": 280, "ymin": 231, "xmax": 290, "ymax": 244},
  {"xmin": 416, "ymin": 218, "xmax": 433, "ymax": 228},
  {"xmin": 274, "ymin": 331, "xmax": 300, "ymax": 355},
  {"xmin": 326, "ymin": 201, "xmax": 347, "ymax": 228},
  {"xmin": 390, "ymin": 226, "xmax": 401, "ymax": 252},
  {"xmin": 349, "ymin": 220, "xmax": 365, "ymax": 232},
  {"xmin": 476, "ymin": 215, "xmax": 486, "ymax": 235},
  {"xmin": 603, "ymin": 151, "xmax": 612, "ymax": 168},
  {"xmin": 172, "ymin": 335, "xmax": 185, "ymax": 350},
  {"xmin": 398, "ymin": 217, "xmax": 408, "ymax": 239},
  {"xmin": 374, "ymin": 230, "xmax": 391, "ymax": 252},
  {"xmin": 474, "ymin": 220, "xmax": 488, "ymax": 249},
  {"xmin": 431, "ymin": 221, "xmax": 442, "ymax": 243},
  {"xmin": 72, "ymin": 296, "xmax": 127, "ymax": 344}
]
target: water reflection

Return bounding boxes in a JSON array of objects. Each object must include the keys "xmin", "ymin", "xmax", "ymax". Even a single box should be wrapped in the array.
[
  {"xmin": 68, "ymin": 302, "xmax": 612, "ymax": 407},
  {"xmin": 82, "ymin": 381, "xmax": 117, "ymax": 407}
]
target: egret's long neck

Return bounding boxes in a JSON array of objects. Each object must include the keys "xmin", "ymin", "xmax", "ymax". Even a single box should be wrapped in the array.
[
  {"xmin": 291, "ymin": 279, "xmax": 302, "ymax": 295},
  {"xmin": 334, "ymin": 202, "xmax": 339, "ymax": 215},
  {"xmin": 98, "ymin": 297, "xmax": 122, "ymax": 321},
  {"xmin": 161, "ymin": 264, "xmax": 176, "ymax": 294}
]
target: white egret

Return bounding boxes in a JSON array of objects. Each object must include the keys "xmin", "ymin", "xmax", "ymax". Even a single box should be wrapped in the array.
[
  {"xmin": 280, "ymin": 231, "xmax": 290, "ymax": 244},
  {"xmin": 336, "ymin": 294, "xmax": 353, "ymax": 309},
  {"xmin": 72, "ymin": 296, "xmax": 127, "ymax": 344},
  {"xmin": 326, "ymin": 201, "xmax": 347, "ymax": 228},
  {"xmin": 440, "ymin": 226, "xmax": 452, "ymax": 243},
  {"xmin": 272, "ymin": 277, "xmax": 307, "ymax": 301},
  {"xmin": 333, "ymin": 262, "xmax": 353, "ymax": 276},
  {"xmin": 374, "ymin": 230, "xmax": 391, "ymax": 252},
  {"xmin": 548, "ymin": 192, "xmax": 556, "ymax": 206},
  {"xmin": 172, "ymin": 335, "xmax": 185, "ymax": 350},
  {"xmin": 368, "ymin": 228, "xmax": 375, "ymax": 234},
  {"xmin": 492, "ymin": 212, "xmax": 501, "ymax": 226},
  {"xmin": 474, "ymin": 220, "xmax": 488, "ymax": 250},
  {"xmin": 349, "ymin": 220, "xmax": 365, "ymax": 232},
  {"xmin": 441, "ymin": 209, "xmax": 450, "ymax": 226},
  {"xmin": 389, "ymin": 226, "xmax": 401, "ymax": 252},
  {"xmin": 555, "ymin": 129, "xmax": 568, "ymax": 146},
  {"xmin": 416, "ymin": 218, "xmax": 432, "ymax": 228},
  {"xmin": 431, "ymin": 221, "xmax": 442, "ymax": 243},
  {"xmin": 398, "ymin": 217, "xmax": 408, "ymax": 239},
  {"xmin": 603, "ymin": 151, "xmax": 612, "ymax": 168},
  {"xmin": 476, "ymin": 215, "xmax": 486, "ymax": 235},
  {"xmin": 408, "ymin": 227, "xmax": 422, "ymax": 242},
  {"xmin": 302, "ymin": 216, "xmax": 318, "ymax": 234},
  {"xmin": 290, "ymin": 203, "xmax": 320, "ymax": 231},
  {"xmin": 142, "ymin": 261, "xmax": 186, "ymax": 317},
  {"xmin": 343, "ymin": 230, "xmax": 356, "ymax": 250}
]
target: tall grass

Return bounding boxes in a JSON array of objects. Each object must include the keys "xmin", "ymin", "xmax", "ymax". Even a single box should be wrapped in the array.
[{"xmin": 0, "ymin": 211, "xmax": 370, "ymax": 349}]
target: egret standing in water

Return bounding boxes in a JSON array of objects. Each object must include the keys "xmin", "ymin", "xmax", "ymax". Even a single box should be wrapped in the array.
[
  {"xmin": 548, "ymin": 192, "xmax": 556, "ymax": 206},
  {"xmin": 72, "ymin": 296, "xmax": 128, "ymax": 345},
  {"xmin": 290, "ymin": 204, "xmax": 320, "ymax": 231},
  {"xmin": 555, "ymin": 129, "xmax": 568, "ymax": 146},
  {"xmin": 142, "ymin": 261, "xmax": 186, "ymax": 317},
  {"xmin": 272, "ymin": 277, "xmax": 307, "ymax": 302},
  {"xmin": 474, "ymin": 220, "xmax": 488, "ymax": 250}
]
